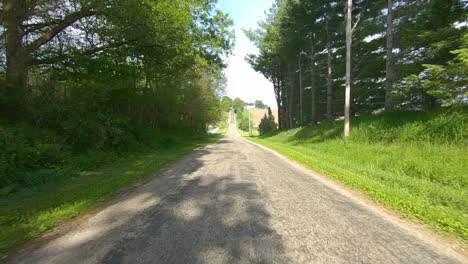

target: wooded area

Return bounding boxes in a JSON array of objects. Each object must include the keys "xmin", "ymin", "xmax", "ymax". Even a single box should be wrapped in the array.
[
  {"xmin": 0, "ymin": 0, "xmax": 233, "ymax": 131},
  {"xmin": 0, "ymin": 0, "xmax": 234, "ymax": 188},
  {"xmin": 246, "ymin": 0, "xmax": 467, "ymax": 130}
]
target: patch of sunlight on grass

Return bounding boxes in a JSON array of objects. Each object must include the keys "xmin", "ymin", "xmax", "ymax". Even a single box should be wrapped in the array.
[{"xmin": 248, "ymin": 111, "xmax": 468, "ymax": 242}]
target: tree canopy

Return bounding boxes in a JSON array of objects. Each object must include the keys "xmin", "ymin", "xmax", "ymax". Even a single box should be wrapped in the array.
[
  {"xmin": 0, "ymin": 0, "xmax": 234, "ymax": 147},
  {"xmin": 247, "ymin": 0, "xmax": 467, "ymax": 129}
]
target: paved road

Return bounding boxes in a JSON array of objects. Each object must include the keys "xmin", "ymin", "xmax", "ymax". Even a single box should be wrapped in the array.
[{"xmin": 9, "ymin": 120, "xmax": 467, "ymax": 264}]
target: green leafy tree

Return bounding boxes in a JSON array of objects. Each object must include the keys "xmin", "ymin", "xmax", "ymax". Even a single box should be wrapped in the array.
[
  {"xmin": 232, "ymin": 97, "xmax": 245, "ymax": 113},
  {"xmin": 0, "ymin": 0, "xmax": 235, "ymax": 150},
  {"xmin": 254, "ymin": 100, "xmax": 267, "ymax": 109},
  {"xmin": 0, "ymin": 0, "xmax": 236, "ymax": 189},
  {"xmin": 220, "ymin": 96, "xmax": 233, "ymax": 112},
  {"xmin": 236, "ymin": 109, "xmax": 250, "ymax": 131},
  {"xmin": 0, "ymin": 0, "xmax": 234, "ymax": 128}
]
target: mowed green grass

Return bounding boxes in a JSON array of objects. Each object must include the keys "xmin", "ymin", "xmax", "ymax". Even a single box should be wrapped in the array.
[
  {"xmin": 248, "ymin": 111, "xmax": 468, "ymax": 241},
  {"xmin": 0, "ymin": 133, "xmax": 221, "ymax": 260}
]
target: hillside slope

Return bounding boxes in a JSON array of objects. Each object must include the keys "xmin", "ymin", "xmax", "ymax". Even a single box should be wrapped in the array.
[{"xmin": 249, "ymin": 111, "xmax": 467, "ymax": 241}]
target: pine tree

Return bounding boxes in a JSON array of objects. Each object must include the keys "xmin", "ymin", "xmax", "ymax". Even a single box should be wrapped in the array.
[{"xmin": 259, "ymin": 107, "xmax": 277, "ymax": 135}]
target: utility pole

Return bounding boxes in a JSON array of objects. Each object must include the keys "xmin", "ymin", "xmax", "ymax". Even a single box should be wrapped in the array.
[{"xmin": 344, "ymin": 0, "xmax": 352, "ymax": 138}]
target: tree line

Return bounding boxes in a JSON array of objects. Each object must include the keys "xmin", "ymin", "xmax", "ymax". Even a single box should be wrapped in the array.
[
  {"xmin": 246, "ymin": 0, "xmax": 467, "ymax": 131},
  {"xmin": 0, "ymin": 0, "xmax": 233, "ymax": 149}
]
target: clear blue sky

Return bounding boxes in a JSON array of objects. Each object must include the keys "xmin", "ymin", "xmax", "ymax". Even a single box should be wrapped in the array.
[{"xmin": 217, "ymin": 0, "xmax": 277, "ymax": 109}]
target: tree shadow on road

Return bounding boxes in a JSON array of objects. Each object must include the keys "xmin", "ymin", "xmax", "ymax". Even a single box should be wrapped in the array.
[
  {"xmin": 102, "ymin": 173, "xmax": 289, "ymax": 263},
  {"xmin": 103, "ymin": 142, "xmax": 290, "ymax": 263},
  {"xmin": 12, "ymin": 140, "xmax": 290, "ymax": 264}
]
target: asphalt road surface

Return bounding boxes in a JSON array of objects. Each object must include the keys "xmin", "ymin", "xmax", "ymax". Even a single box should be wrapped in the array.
[{"xmin": 9, "ymin": 119, "xmax": 467, "ymax": 264}]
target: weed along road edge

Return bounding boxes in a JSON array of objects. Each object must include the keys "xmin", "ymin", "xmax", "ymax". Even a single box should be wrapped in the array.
[{"xmin": 8, "ymin": 121, "xmax": 467, "ymax": 264}]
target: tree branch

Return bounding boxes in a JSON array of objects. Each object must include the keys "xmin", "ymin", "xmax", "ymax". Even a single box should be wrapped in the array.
[
  {"xmin": 26, "ymin": 8, "xmax": 98, "ymax": 53},
  {"xmin": 22, "ymin": 21, "xmax": 58, "ymax": 35},
  {"xmin": 351, "ymin": 0, "xmax": 371, "ymax": 34}
]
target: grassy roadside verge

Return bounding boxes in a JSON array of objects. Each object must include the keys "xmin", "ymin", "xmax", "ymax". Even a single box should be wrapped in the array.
[
  {"xmin": 238, "ymin": 128, "xmax": 259, "ymax": 137},
  {"xmin": 0, "ymin": 133, "xmax": 221, "ymax": 260},
  {"xmin": 245, "ymin": 111, "xmax": 467, "ymax": 242}
]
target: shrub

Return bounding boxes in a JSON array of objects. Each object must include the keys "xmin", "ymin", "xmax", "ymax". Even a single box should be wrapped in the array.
[
  {"xmin": 0, "ymin": 124, "xmax": 71, "ymax": 188},
  {"xmin": 61, "ymin": 111, "xmax": 135, "ymax": 150}
]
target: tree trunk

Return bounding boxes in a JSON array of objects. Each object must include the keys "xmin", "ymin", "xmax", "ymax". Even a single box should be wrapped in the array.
[
  {"xmin": 310, "ymin": 39, "xmax": 317, "ymax": 125},
  {"xmin": 298, "ymin": 55, "xmax": 303, "ymax": 126},
  {"xmin": 273, "ymin": 77, "xmax": 282, "ymax": 129},
  {"xmin": 280, "ymin": 69, "xmax": 288, "ymax": 129},
  {"xmin": 288, "ymin": 64, "xmax": 295, "ymax": 128},
  {"xmin": 3, "ymin": 0, "xmax": 28, "ymax": 120},
  {"xmin": 276, "ymin": 100, "xmax": 282, "ymax": 129},
  {"xmin": 385, "ymin": 0, "xmax": 394, "ymax": 111},
  {"xmin": 344, "ymin": 0, "xmax": 352, "ymax": 138},
  {"xmin": 282, "ymin": 78, "xmax": 290, "ymax": 129},
  {"xmin": 325, "ymin": 12, "xmax": 334, "ymax": 121}
]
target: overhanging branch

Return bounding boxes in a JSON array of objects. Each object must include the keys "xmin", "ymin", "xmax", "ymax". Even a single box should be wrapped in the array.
[{"xmin": 26, "ymin": 9, "xmax": 98, "ymax": 53}]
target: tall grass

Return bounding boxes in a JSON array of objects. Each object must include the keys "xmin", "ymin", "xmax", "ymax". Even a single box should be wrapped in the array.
[{"xmin": 250, "ymin": 111, "xmax": 468, "ymax": 241}]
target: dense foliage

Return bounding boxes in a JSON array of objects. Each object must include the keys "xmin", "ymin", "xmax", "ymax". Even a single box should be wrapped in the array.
[
  {"xmin": 0, "ymin": 0, "xmax": 234, "ymax": 188},
  {"xmin": 246, "ymin": 0, "xmax": 467, "ymax": 129},
  {"xmin": 236, "ymin": 108, "xmax": 250, "ymax": 132},
  {"xmin": 220, "ymin": 96, "xmax": 233, "ymax": 112},
  {"xmin": 232, "ymin": 97, "xmax": 246, "ymax": 113}
]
